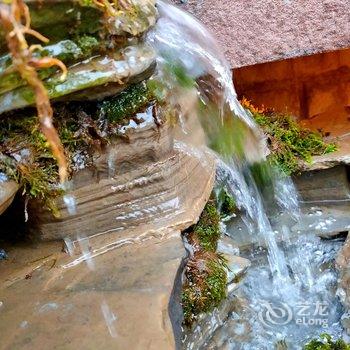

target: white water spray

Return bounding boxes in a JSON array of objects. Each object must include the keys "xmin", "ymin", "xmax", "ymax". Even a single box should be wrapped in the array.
[{"xmin": 147, "ymin": 0, "xmax": 299, "ymax": 289}]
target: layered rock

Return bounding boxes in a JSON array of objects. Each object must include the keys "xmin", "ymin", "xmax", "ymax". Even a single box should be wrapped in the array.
[
  {"xmin": 0, "ymin": 44, "xmax": 156, "ymax": 113},
  {"xmin": 28, "ymin": 113, "xmax": 216, "ymax": 243},
  {"xmin": 0, "ymin": 0, "xmax": 159, "ymax": 215},
  {"xmin": 0, "ymin": 128, "xmax": 216, "ymax": 350}
]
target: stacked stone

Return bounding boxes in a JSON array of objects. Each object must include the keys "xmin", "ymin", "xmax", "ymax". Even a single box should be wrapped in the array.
[
  {"xmin": 0, "ymin": 0, "xmax": 158, "ymax": 112},
  {"xmin": 0, "ymin": 0, "xmax": 158, "ymax": 216}
]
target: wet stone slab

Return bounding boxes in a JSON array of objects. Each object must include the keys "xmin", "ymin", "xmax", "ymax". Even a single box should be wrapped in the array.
[
  {"xmin": 0, "ymin": 234, "xmax": 183, "ymax": 350},
  {"xmin": 0, "ymin": 138, "xmax": 216, "ymax": 349}
]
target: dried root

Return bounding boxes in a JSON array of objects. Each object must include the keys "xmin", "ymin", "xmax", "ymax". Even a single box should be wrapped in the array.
[{"xmin": 0, "ymin": 0, "xmax": 68, "ymax": 183}]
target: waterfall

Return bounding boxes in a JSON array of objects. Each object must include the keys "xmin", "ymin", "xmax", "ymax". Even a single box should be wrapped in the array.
[{"xmin": 147, "ymin": 0, "xmax": 301, "ymax": 291}]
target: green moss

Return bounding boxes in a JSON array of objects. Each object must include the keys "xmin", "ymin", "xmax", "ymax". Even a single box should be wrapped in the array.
[
  {"xmin": 217, "ymin": 188, "xmax": 236, "ymax": 218},
  {"xmin": 0, "ymin": 110, "xmax": 93, "ymax": 215},
  {"xmin": 99, "ymin": 82, "xmax": 156, "ymax": 122},
  {"xmin": 243, "ymin": 103, "xmax": 336, "ymax": 175},
  {"xmin": 182, "ymin": 252, "xmax": 228, "ymax": 326},
  {"xmin": 182, "ymin": 198, "xmax": 228, "ymax": 326},
  {"xmin": 304, "ymin": 333, "xmax": 350, "ymax": 350},
  {"xmin": 0, "ymin": 81, "xmax": 157, "ymax": 214},
  {"xmin": 193, "ymin": 200, "xmax": 221, "ymax": 252},
  {"xmin": 0, "ymin": 115, "xmax": 68, "ymax": 215},
  {"xmin": 27, "ymin": 2, "xmax": 102, "ymax": 44},
  {"xmin": 75, "ymin": 35, "xmax": 100, "ymax": 57}
]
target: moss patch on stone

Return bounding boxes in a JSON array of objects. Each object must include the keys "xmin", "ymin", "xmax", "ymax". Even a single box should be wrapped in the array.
[
  {"xmin": 0, "ymin": 82, "xmax": 157, "ymax": 214},
  {"xmin": 192, "ymin": 200, "xmax": 221, "ymax": 252},
  {"xmin": 182, "ymin": 251, "xmax": 228, "ymax": 326},
  {"xmin": 0, "ymin": 112, "xmax": 81, "ymax": 215},
  {"xmin": 217, "ymin": 188, "xmax": 236, "ymax": 218},
  {"xmin": 99, "ymin": 82, "xmax": 156, "ymax": 122},
  {"xmin": 182, "ymin": 199, "xmax": 228, "ymax": 326},
  {"xmin": 304, "ymin": 333, "xmax": 350, "ymax": 350},
  {"xmin": 241, "ymin": 98, "xmax": 336, "ymax": 175}
]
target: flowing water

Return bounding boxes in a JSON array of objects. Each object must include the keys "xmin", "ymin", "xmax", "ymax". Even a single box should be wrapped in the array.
[
  {"xmin": 147, "ymin": 0, "xmax": 297, "ymax": 286},
  {"xmin": 147, "ymin": 1, "xmax": 347, "ymax": 348},
  {"xmin": 184, "ymin": 209, "xmax": 346, "ymax": 349}
]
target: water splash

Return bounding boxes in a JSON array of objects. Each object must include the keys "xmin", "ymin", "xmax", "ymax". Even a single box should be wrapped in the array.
[
  {"xmin": 101, "ymin": 301, "xmax": 118, "ymax": 338},
  {"xmin": 76, "ymin": 234, "xmax": 95, "ymax": 271},
  {"xmin": 146, "ymin": 1, "xmax": 345, "ymax": 347},
  {"xmin": 61, "ymin": 181, "xmax": 77, "ymax": 215},
  {"xmin": 63, "ymin": 194, "xmax": 77, "ymax": 215},
  {"xmin": 147, "ymin": 0, "xmax": 298, "ymax": 289},
  {"xmin": 213, "ymin": 235, "xmax": 343, "ymax": 350}
]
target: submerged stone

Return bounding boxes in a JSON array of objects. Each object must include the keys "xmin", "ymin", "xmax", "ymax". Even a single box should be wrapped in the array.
[{"xmin": 223, "ymin": 254, "xmax": 250, "ymax": 285}]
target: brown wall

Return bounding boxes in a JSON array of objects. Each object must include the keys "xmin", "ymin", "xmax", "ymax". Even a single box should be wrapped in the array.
[{"xmin": 233, "ymin": 49, "xmax": 350, "ymax": 128}]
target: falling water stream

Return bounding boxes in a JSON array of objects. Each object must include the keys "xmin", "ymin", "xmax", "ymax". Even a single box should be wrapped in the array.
[
  {"xmin": 147, "ymin": 0, "xmax": 296, "ymax": 286},
  {"xmin": 147, "ymin": 1, "xmax": 347, "ymax": 348},
  {"xmin": 148, "ymin": 0, "xmax": 302, "ymax": 287}
]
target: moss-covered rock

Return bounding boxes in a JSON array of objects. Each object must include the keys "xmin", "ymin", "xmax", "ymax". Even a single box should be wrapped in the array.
[
  {"xmin": 0, "ymin": 37, "xmax": 100, "ymax": 95},
  {"xmin": 182, "ymin": 199, "xmax": 228, "ymax": 326},
  {"xmin": 303, "ymin": 333, "xmax": 350, "ymax": 350},
  {"xmin": 192, "ymin": 199, "xmax": 221, "ymax": 252},
  {"xmin": 0, "ymin": 80, "xmax": 158, "ymax": 214},
  {"xmin": 182, "ymin": 251, "xmax": 227, "ymax": 326},
  {"xmin": 241, "ymin": 98, "xmax": 336, "ymax": 175},
  {"xmin": 0, "ymin": 0, "xmax": 157, "ymax": 52},
  {"xmin": 0, "ymin": 44, "xmax": 156, "ymax": 114},
  {"xmin": 99, "ymin": 82, "xmax": 156, "ymax": 122}
]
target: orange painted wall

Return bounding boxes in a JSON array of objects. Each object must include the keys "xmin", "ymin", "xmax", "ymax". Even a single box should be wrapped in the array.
[{"xmin": 233, "ymin": 49, "xmax": 350, "ymax": 126}]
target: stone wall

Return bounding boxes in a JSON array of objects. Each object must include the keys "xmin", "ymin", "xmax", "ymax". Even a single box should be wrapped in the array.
[{"xmin": 174, "ymin": 0, "xmax": 350, "ymax": 68}]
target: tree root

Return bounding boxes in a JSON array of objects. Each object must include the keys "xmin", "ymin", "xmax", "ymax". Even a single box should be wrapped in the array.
[{"xmin": 0, "ymin": 0, "xmax": 68, "ymax": 184}]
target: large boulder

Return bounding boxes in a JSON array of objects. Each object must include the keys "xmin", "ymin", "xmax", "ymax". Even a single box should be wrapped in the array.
[{"xmin": 0, "ymin": 131, "xmax": 216, "ymax": 350}]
